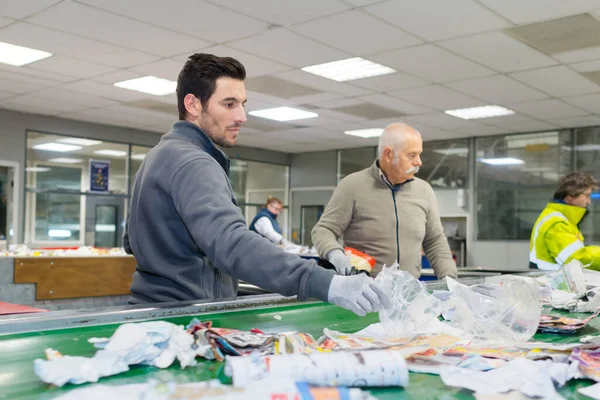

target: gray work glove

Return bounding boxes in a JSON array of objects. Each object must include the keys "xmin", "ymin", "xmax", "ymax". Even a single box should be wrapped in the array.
[
  {"xmin": 327, "ymin": 249, "xmax": 352, "ymax": 275},
  {"xmin": 327, "ymin": 274, "xmax": 391, "ymax": 316}
]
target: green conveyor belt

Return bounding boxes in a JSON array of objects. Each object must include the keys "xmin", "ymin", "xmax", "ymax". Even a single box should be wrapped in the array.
[{"xmin": 0, "ymin": 302, "xmax": 597, "ymax": 399}]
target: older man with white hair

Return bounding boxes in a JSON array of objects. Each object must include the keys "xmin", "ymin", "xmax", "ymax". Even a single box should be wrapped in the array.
[{"xmin": 312, "ymin": 123, "xmax": 457, "ymax": 279}]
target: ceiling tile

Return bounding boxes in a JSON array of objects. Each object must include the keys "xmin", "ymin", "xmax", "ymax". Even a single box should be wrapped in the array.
[
  {"xmin": 388, "ymin": 85, "xmax": 484, "ymax": 111},
  {"xmin": 507, "ymin": 99, "xmax": 589, "ymax": 120},
  {"xmin": 349, "ymin": 72, "xmax": 429, "ymax": 92},
  {"xmin": 406, "ymin": 113, "xmax": 483, "ymax": 129},
  {"xmin": 291, "ymin": 9, "xmax": 422, "ymax": 55},
  {"xmin": 0, "ymin": 22, "xmax": 159, "ymax": 68},
  {"xmin": 27, "ymin": 1, "xmax": 210, "ymax": 57},
  {"xmin": 27, "ymin": 56, "xmax": 116, "ymax": 78},
  {"xmin": 563, "ymin": 93, "xmax": 600, "ymax": 113},
  {"xmin": 313, "ymin": 98, "xmax": 364, "ymax": 109},
  {"xmin": 0, "ymin": 0, "xmax": 61, "ymax": 19},
  {"xmin": 0, "ymin": 91, "xmax": 17, "ymax": 100},
  {"xmin": 130, "ymin": 59, "xmax": 183, "ymax": 81},
  {"xmin": 371, "ymin": 45, "xmax": 495, "ymax": 83},
  {"xmin": 0, "ymin": 94, "xmax": 91, "ymax": 114},
  {"xmin": 447, "ymin": 122, "xmax": 507, "ymax": 136},
  {"xmin": 288, "ymin": 92, "xmax": 346, "ymax": 106},
  {"xmin": 510, "ymin": 66, "xmax": 600, "ymax": 96},
  {"xmin": 276, "ymin": 70, "xmax": 372, "ymax": 97},
  {"xmin": 342, "ymin": 0, "xmax": 387, "ymax": 5},
  {"xmin": 177, "ymin": 45, "xmax": 291, "ymax": 78},
  {"xmin": 356, "ymin": 93, "xmax": 434, "ymax": 114},
  {"xmin": 570, "ymin": 59, "xmax": 600, "ymax": 72},
  {"xmin": 548, "ymin": 115, "xmax": 600, "ymax": 128},
  {"xmin": 553, "ymin": 45, "xmax": 600, "ymax": 63},
  {"xmin": 314, "ymin": 108, "xmax": 368, "ymax": 122},
  {"xmin": 0, "ymin": 62, "xmax": 77, "ymax": 82},
  {"xmin": 365, "ymin": 0, "xmax": 511, "ymax": 41},
  {"xmin": 28, "ymin": 87, "xmax": 119, "ymax": 108},
  {"xmin": 478, "ymin": 0, "xmax": 600, "ymax": 24},
  {"xmin": 228, "ymin": 28, "xmax": 350, "ymax": 68},
  {"xmin": 483, "ymin": 114, "xmax": 560, "ymax": 132},
  {"xmin": 439, "ymin": 31, "xmax": 557, "ymax": 73},
  {"xmin": 0, "ymin": 16, "xmax": 14, "ymax": 27},
  {"xmin": 77, "ymin": 0, "xmax": 268, "ymax": 43},
  {"xmin": 92, "ymin": 70, "xmax": 144, "ymax": 84},
  {"xmin": 62, "ymin": 80, "xmax": 154, "ymax": 102},
  {"xmin": 0, "ymin": 74, "xmax": 57, "ymax": 93},
  {"xmin": 217, "ymin": 0, "xmax": 351, "ymax": 25},
  {"xmin": 444, "ymin": 75, "xmax": 549, "ymax": 104}
]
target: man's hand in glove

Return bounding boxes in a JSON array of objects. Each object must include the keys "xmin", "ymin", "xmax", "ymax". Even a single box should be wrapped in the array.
[
  {"xmin": 327, "ymin": 249, "xmax": 352, "ymax": 275},
  {"xmin": 327, "ymin": 274, "xmax": 390, "ymax": 316}
]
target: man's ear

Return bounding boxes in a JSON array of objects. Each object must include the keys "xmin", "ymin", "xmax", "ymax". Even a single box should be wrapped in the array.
[
  {"xmin": 383, "ymin": 146, "xmax": 394, "ymax": 163},
  {"xmin": 184, "ymin": 94, "xmax": 201, "ymax": 119}
]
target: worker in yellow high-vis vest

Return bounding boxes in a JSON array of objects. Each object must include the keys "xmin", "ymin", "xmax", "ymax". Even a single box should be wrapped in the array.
[{"xmin": 530, "ymin": 172, "xmax": 599, "ymax": 271}]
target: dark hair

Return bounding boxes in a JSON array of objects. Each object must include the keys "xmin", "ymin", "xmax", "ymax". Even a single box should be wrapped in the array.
[
  {"xmin": 265, "ymin": 196, "xmax": 283, "ymax": 208},
  {"xmin": 553, "ymin": 172, "xmax": 597, "ymax": 200},
  {"xmin": 177, "ymin": 53, "xmax": 246, "ymax": 120}
]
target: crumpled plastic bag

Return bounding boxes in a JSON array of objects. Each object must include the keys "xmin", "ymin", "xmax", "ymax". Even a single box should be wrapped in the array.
[
  {"xmin": 375, "ymin": 263, "xmax": 443, "ymax": 337},
  {"xmin": 445, "ymin": 277, "xmax": 541, "ymax": 343},
  {"xmin": 34, "ymin": 321, "xmax": 197, "ymax": 387}
]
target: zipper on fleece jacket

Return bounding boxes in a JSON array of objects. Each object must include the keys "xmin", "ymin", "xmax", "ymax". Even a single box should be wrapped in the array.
[{"xmin": 390, "ymin": 188, "xmax": 400, "ymax": 264}]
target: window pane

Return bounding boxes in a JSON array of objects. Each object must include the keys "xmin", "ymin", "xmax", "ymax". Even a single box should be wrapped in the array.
[
  {"xmin": 27, "ymin": 131, "xmax": 129, "ymax": 195},
  {"xmin": 419, "ymin": 139, "xmax": 469, "ymax": 188},
  {"xmin": 35, "ymin": 193, "xmax": 82, "ymax": 241},
  {"xmin": 575, "ymin": 127, "xmax": 600, "ymax": 243},
  {"xmin": 338, "ymin": 147, "xmax": 376, "ymax": 182},
  {"xmin": 476, "ymin": 131, "xmax": 572, "ymax": 240}
]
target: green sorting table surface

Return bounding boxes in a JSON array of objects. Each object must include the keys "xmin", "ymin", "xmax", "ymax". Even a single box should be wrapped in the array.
[{"xmin": 0, "ymin": 302, "xmax": 598, "ymax": 400}]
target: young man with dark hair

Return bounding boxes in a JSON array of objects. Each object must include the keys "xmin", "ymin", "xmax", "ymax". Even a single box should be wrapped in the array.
[
  {"xmin": 124, "ymin": 53, "xmax": 390, "ymax": 316},
  {"xmin": 529, "ymin": 171, "xmax": 600, "ymax": 271}
]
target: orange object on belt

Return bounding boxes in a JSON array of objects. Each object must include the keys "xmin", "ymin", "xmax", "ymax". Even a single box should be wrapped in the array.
[{"xmin": 344, "ymin": 247, "xmax": 376, "ymax": 273}]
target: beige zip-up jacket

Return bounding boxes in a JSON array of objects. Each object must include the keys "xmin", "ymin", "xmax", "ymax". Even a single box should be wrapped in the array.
[{"xmin": 312, "ymin": 161, "xmax": 457, "ymax": 279}]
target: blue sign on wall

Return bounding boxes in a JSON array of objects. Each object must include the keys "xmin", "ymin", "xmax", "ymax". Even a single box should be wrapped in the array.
[{"xmin": 90, "ymin": 160, "xmax": 110, "ymax": 192}]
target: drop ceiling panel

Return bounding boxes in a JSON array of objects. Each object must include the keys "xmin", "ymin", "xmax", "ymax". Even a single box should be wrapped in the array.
[
  {"xmin": 28, "ymin": 87, "xmax": 118, "ymax": 108},
  {"xmin": 0, "ymin": 91, "xmax": 17, "ymax": 100},
  {"xmin": 510, "ymin": 66, "xmax": 600, "ymax": 97},
  {"xmin": 77, "ymin": 0, "xmax": 268, "ymax": 43},
  {"xmin": 0, "ymin": 75, "xmax": 57, "ymax": 93},
  {"xmin": 563, "ymin": 93, "xmax": 600, "ymax": 113},
  {"xmin": 180, "ymin": 45, "xmax": 291, "ymax": 78},
  {"xmin": 63, "ymin": 80, "xmax": 154, "ymax": 102},
  {"xmin": 548, "ymin": 115, "xmax": 600, "ymax": 128},
  {"xmin": 0, "ymin": 16, "xmax": 14, "ymax": 27},
  {"xmin": 483, "ymin": 114, "xmax": 560, "ymax": 132},
  {"xmin": 0, "ymin": 94, "xmax": 92, "ymax": 114},
  {"xmin": 217, "ymin": 0, "xmax": 351, "ymax": 25},
  {"xmin": 553, "ymin": 45, "xmax": 600, "ymax": 63},
  {"xmin": 0, "ymin": 63, "xmax": 77, "ymax": 83},
  {"xmin": 388, "ymin": 85, "xmax": 484, "ymax": 111},
  {"xmin": 0, "ymin": 0, "xmax": 62, "ymax": 19},
  {"xmin": 371, "ymin": 45, "xmax": 495, "ymax": 83},
  {"xmin": 332, "ymin": 102, "xmax": 405, "ymax": 120},
  {"xmin": 228, "ymin": 28, "xmax": 350, "ymax": 68},
  {"xmin": 28, "ymin": 56, "xmax": 116, "ymax": 78},
  {"xmin": 343, "ymin": 0, "xmax": 386, "ymax": 6},
  {"xmin": 356, "ymin": 93, "xmax": 434, "ymax": 114},
  {"xmin": 570, "ymin": 59, "xmax": 600, "ymax": 72},
  {"xmin": 245, "ymin": 76, "xmax": 322, "ymax": 98},
  {"xmin": 130, "ymin": 59, "xmax": 184, "ymax": 81},
  {"xmin": 315, "ymin": 108, "xmax": 368, "ymax": 123},
  {"xmin": 478, "ymin": 0, "xmax": 600, "ymax": 24},
  {"xmin": 444, "ymin": 75, "xmax": 549, "ymax": 104},
  {"xmin": 365, "ymin": 0, "xmax": 511, "ymax": 41},
  {"xmin": 276, "ymin": 70, "xmax": 372, "ymax": 97},
  {"xmin": 291, "ymin": 10, "xmax": 422, "ymax": 55},
  {"xmin": 0, "ymin": 22, "xmax": 159, "ymax": 68},
  {"xmin": 288, "ymin": 92, "xmax": 345, "ymax": 106},
  {"xmin": 27, "ymin": 1, "xmax": 210, "ymax": 57},
  {"xmin": 508, "ymin": 99, "xmax": 589, "ymax": 120},
  {"xmin": 439, "ymin": 31, "xmax": 557, "ymax": 73},
  {"xmin": 349, "ymin": 72, "xmax": 429, "ymax": 92},
  {"xmin": 446, "ymin": 122, "xmax": 507, "ymax": 136},
  {"xmin": 406, "ymin": 113, "xmax": 483, "ymax": 129},
  {"xmin": 92, "ymin": 70, "xmax": 145, "ymax": 85},
  {"xmin": 313, "ymin": 98, "xmax": 364, "ymax": 109}
]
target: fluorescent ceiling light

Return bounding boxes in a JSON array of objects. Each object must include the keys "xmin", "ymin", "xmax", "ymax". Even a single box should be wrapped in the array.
[
  {"xmin": 48, "ymin": 229, "xmax": 71, "ymax": 238},
  {"xmin": 344, "ymin": 128, "xmax": 384, "ymax": 138},
  {"xmin": 249, "ymin": 106, "xmax": 318, "ymax": 122},
  {"xmin": 479, "ymin": 157, "xmax": 524, "ymax": 165},
  {"xmin": 33, "ymin": 143, "xmax": 82, "ymax": 152},
  {"xmin": 434, "ymin": 148, "xmax": 469, "ymax": 156},
  {"xmin": 57, "ymin": 138, "xmax": 102, "ymax": 146},
  {"xmin": 0, "ymin": 41, "xmax": 52, "ymax": 66},
  {"xmin": 575, "ymin": 144, "xmax": 600, "ymax": 152},
  {"xmin": 131, "ymin": 154, "xmax": 146, "ymax": 160},
  {"xmin": 445, "ymin": 105, "xmax": 515, "ymax": 120},
  {"xmin": 302, "ymin": 57, "xmax": 396, "ymax": 82},
  {"xmin": 48, "ymin": 158, "xmax": 83, "ymax": 164},
  {"xmin": 114, "ymin": 75, "xmax": 177, "ymax": 96},
  {"xmin": 94, "ymin": 150, "xmax": 127, "ymax": 157},
  {"xmin": 25, "ymin": 167, "xmax": 51, "ymax": 172}
]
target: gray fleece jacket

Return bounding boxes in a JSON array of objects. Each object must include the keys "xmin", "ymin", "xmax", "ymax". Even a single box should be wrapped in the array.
[{"xmin": 125, "ymin": 121, "xmax": 334, "ymax": 304}]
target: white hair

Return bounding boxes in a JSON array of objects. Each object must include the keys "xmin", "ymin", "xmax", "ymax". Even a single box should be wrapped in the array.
[{"xmin": 377, "ymin": 123, "xmax": 421, "ymax": 160}]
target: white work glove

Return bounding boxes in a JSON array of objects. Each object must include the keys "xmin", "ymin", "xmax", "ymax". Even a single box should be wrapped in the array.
[
  {"xmin": 327, "ymin": 274, "xmax": 391, "ymax": 316},
  {"xmin": 327, "ymin": 249, "xmax": 352, "ymax": 275}
]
